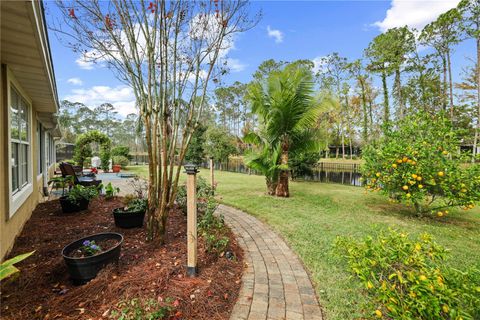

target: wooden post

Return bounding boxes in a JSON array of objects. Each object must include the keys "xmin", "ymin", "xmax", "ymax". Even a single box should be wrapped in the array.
[
  {"xmin": 210, "ymin": 157, "xmax": 215, "ymax": 192},
  {"xmin": 184, "ymin": 164, "xmax": 198, "ymax": 277}
]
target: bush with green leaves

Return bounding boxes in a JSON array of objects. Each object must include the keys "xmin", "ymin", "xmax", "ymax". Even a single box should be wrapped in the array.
[
  {"xmin": 66, "ymin": 185, "xmax": 100, "ymax": 204},
  {"xmin": 74, "ymin": 130, "xmax": 111, "ymax": 171},
  {"xmin": 289, "ymin": 151, "xmax": 321, "ymax": 180},
  {"xmin": 176, "ymin": 177, "xmax": 214, "ymax": 215},
  {"xmin": 334, "ymin": 229, "xmax": 480, "ymax": 319},
  {"xmin": 109, "ymin": 297, "xmax": 173, "ymax": 320},
  {"xmin": 111, "ymin": 145, "xmax": 131, "ymax": 160},
  {"xmin": 198, "ymin": 197, "xmax": 229, "ymax": 255},
  {"xmin": 113, "ymin": 155, "xmax": 130, "ymax": 167},
  {"xmin": 103, "ymin": 182, "xmax": 120, "ymax": 200},
  {"xmin": 185, "ymin": 123, "xmax": 207, "ymax": 165},
  {"xmin": 362, "ymin": 112, "xmax": 480, "ymax": 216}
]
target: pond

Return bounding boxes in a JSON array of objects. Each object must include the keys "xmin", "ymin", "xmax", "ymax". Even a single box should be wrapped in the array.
[{"xmin": 202, "ymin": 160, "xmax": 363, "ymax": 187}]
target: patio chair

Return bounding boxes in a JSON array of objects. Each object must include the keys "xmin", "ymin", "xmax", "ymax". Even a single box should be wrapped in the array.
[{"xmin": 59, "ymin": 162, "xmax": 102, "ymax": 187}]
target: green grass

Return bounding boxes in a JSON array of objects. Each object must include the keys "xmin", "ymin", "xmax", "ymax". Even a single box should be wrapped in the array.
[{"xmin": 125, "ymin": 165, "xmax": 480, "ymax": 319}]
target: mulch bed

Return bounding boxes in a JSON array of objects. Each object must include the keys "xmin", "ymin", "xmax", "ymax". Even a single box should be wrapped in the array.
[{"xmin": 0, "ymin": 197, "xmax": 244, "ymax": 319}]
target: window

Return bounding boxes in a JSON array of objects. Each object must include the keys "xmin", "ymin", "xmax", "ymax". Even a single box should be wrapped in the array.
[
  {"xmin": 37, "ymin": 121, "xmax": 44, "ymax": 175},
  {"xmin": 10, "ymin": 86, "xmax": 30, "ymax": 195},
  {"xmin": 46, "ymin": 132, "xmax": 54, "ymax": 167}
]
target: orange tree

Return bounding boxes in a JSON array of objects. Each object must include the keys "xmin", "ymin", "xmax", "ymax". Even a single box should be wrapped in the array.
[{"xmin": 362, "ymin": 112, "xmax": 480, "ymax": 216}]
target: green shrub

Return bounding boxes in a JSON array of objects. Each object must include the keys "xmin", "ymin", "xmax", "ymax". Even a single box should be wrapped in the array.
[
  {"xmin": 113, "ymin": 155, "xmax": 130, "ymax": 167},
  {"xmin": 66, "ymin": 185, "xmax": 100, "ymax": 204},
  {"xmin": 104, "ymin": 182, "xmax": 120, "ymax": 200},
  {"xmin": 176, "ymin": 177, "xmax": 214, "ymax": 215},
  {"xmin": 334, "ymin": 228, "xmax": 480, "ymax": 319},
  {"xmin": 62, "ymin": 159, "xmax": 76, "ymax": 165},
  {"xmin": 198, "ymin": 197, "xmax": 229, "ymax": 255},
  {"xmin": 362, "ymin": 112, "xmax": 480, "ymax": 216},
  {"xmin": 109, "ymin": 297, "xmax": 173, "ymax": 320},
  {"xmin": 111, "ymin": 145, "xmax": 131, "ymax": 160}
]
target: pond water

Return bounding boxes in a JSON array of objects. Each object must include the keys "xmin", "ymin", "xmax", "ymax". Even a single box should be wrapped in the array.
[{"xmin": 202, "ymin": 161, "xmax": 363, "ymax": 187}]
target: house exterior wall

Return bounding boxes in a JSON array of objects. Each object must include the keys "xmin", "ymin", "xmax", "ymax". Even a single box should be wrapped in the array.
[{"xmin": 0, "ymin": 66, "xmax": 56, "ymax": 260}]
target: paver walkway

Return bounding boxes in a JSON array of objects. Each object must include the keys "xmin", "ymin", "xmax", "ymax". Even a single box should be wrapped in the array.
[{"xmin": 217, "ymin": 205, "xmax": 323, "ymax": 320}]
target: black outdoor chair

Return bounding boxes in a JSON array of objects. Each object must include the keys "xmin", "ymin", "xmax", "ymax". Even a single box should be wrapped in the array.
[{"xmin": 59, "ymin": 162, "xmax": 102, "ymax": 187}]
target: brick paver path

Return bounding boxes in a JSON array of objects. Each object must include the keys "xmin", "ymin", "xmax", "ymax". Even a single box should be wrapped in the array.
[{"xmin": 217, "ymin": 205, "xmax": 323, "ymax": 320}]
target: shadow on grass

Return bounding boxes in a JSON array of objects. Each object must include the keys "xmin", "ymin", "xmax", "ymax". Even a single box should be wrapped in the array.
[{"xmin": 366, "ymin": 201, "xmax": 480, "ymax": 231}]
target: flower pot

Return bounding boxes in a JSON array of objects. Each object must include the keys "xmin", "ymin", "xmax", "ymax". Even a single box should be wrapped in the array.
[
  {"xmin": 62, "ymin": 232, "xmax": 123, "ymax": 284},
  {"xmin": 112, "ymin": 165, "xmax": 121, "ymax": 173},
  {"xmin": 59, "ymin": 196, "xmax": 90, "ymax": 213},
  {"xmin": 113, "ymin": 208, "xmax": 145, "ymax": 228}
]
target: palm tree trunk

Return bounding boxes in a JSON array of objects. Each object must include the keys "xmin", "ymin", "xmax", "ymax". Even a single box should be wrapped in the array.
[{"xmin": 275, "ymin": 140, "xmax": 289, "ymax": 197}]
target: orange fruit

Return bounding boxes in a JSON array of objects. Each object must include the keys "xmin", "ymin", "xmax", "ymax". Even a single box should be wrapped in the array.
[
  {"xmin": 418, "ymin": 184, "xmax": 424, "ymax": 189},
  {"xmin": 402, "ymin": 185, "xmax": 409, "ymax": 191},
  {"xmin": 392, "ymin": 164, "xmax": 397, "ymax": 169},
  {"xmin": 416, "ymin": 176, "xmax": 422, "ymax": 181},
  {"xmin": 412, "ymin": 174, "xmax": 418, "ymax": 179},
  {"xmin": 438, "ymin": 171, "xmax": 444, "ymax": 177}
]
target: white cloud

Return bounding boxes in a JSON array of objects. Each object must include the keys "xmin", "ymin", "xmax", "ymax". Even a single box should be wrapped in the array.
[
  {"xmin": 67, "ymin": 77, "xmax": 83, "ymax": 85},
  {"xmin": 64, "ymin": 85, "xmax": 136, "ymax": 117},
  {"xmin": 226, "ymin": 58, "xmax": 247, "ymax": 72},
  {"xmin": 373, "ymin": 0, "xmax": 460, "ymax": 32},
  {"xmin": 75, "ymin": 56, "xmax": 95, "ymax": 70},
  {"xmin": 267, "ymin": 26, "xmax": 284, "ymax": 43}
]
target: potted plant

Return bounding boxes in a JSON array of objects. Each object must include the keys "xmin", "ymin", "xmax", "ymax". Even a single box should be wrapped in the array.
[
  {"xmin": 59, "ymin": 184, "xmax": 99, "ymax": 213},
  {"xmin": 62, "ymin": 232, "xmax": 123, "ymax": 284},
  {"xmin": 113, "ymin": 195, "xmax": 147, "ymax": 228}
]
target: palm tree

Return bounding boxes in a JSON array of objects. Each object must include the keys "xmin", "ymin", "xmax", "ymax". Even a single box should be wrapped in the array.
[
  {"xmin": 244, "ymin": 131, "xmax": 281, "ymax": 195},
  {"xmin": 246, "ymin": 63, "xmax": 321, "ymax": 197}
]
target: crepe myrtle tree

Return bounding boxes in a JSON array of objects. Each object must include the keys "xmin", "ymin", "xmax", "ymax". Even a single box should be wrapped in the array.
[{"xmin": 52, "ymin": 0, "xmax": 259, "ymax": 243}]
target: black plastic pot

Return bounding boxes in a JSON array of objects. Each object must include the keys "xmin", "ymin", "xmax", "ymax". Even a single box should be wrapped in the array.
[
  {"xmin": 62, "ymin": 232, "xmax": 123, "ymax": 284},
  {"xmin": 59, "ymin": 196, "xmax": 89, "ymax": 213},
  {"xmin": 113, "ymin": 208, "xmax": 145, "ymax": 228}
]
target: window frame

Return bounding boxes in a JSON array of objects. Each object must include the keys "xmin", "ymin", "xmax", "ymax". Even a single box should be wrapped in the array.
[
  {"xmin": 7, "ymin": 69, "xmax": 33, "ymax": 218},
  {"xmin": 37, "ymin": 121, "xmax": 45, "ymax": 177}
]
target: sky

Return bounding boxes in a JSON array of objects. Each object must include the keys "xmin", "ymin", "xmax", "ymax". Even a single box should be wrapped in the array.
[{"xmin": 45, "ymin": 0, "xmax": 474, "ymax": 118}]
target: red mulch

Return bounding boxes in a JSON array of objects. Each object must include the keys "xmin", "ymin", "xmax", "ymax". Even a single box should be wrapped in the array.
[{"xmin": 0, "ymin": 197, "xmax": 244, "ymax": 320}]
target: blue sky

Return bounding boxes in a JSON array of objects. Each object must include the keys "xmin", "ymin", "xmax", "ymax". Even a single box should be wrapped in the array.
[{"xmin": 46, "ymin": 0, "xmax": 473, "ymax": 118}]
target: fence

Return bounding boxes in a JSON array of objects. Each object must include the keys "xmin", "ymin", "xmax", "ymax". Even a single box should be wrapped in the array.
[{"xmin": 199, "ymin": 158, "xmax": 363, "ymax": 187}]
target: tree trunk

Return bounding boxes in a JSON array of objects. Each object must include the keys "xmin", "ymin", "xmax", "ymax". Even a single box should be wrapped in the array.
[
  {"xmin": 447, "ymin": 50, "xmax": 454, "ymax": 120},
  {"xmin": 349, "ymin": 138, "xmax": 353, "ymax": 159},
  {"xmin": 266, "ymin": 178, "xmax": 277, "ymax": 195},
  {"xmin": 442, "ymin": 55, "xmax": 448, "ymax": 111},
  {"xmin": 275, "ymin": 140, "xmax": 289, "ymax": 197},
  {"xmin": 395, "ymin": 68, "xmax": 404, "ymax": 118},
  {"xmin": 360, "ymin": 78, "xmax": 368, "ymax": 143},
  {"xmin": 341, "ymin": 132, "xmax": 345, "ymax": 159},
  {"xmin": 382, "ymin": 70, "xmax": 390, "ymax": 132}
]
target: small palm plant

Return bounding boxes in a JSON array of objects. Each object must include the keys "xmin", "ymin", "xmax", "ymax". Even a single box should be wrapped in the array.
[{"xmin": 245, "ymin": 62, "xmax": 322, "ymax": 197}]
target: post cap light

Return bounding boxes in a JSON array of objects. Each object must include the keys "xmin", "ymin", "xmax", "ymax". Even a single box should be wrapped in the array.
[{"xmin": 184, "ymin": 163, "xmax": 198, "ymax": 174}]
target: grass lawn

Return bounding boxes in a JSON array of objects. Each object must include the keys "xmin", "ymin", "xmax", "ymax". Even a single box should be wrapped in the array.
[{"xmin": 125, "ymin": 165, "xmax": 480, "ymax": 319}]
